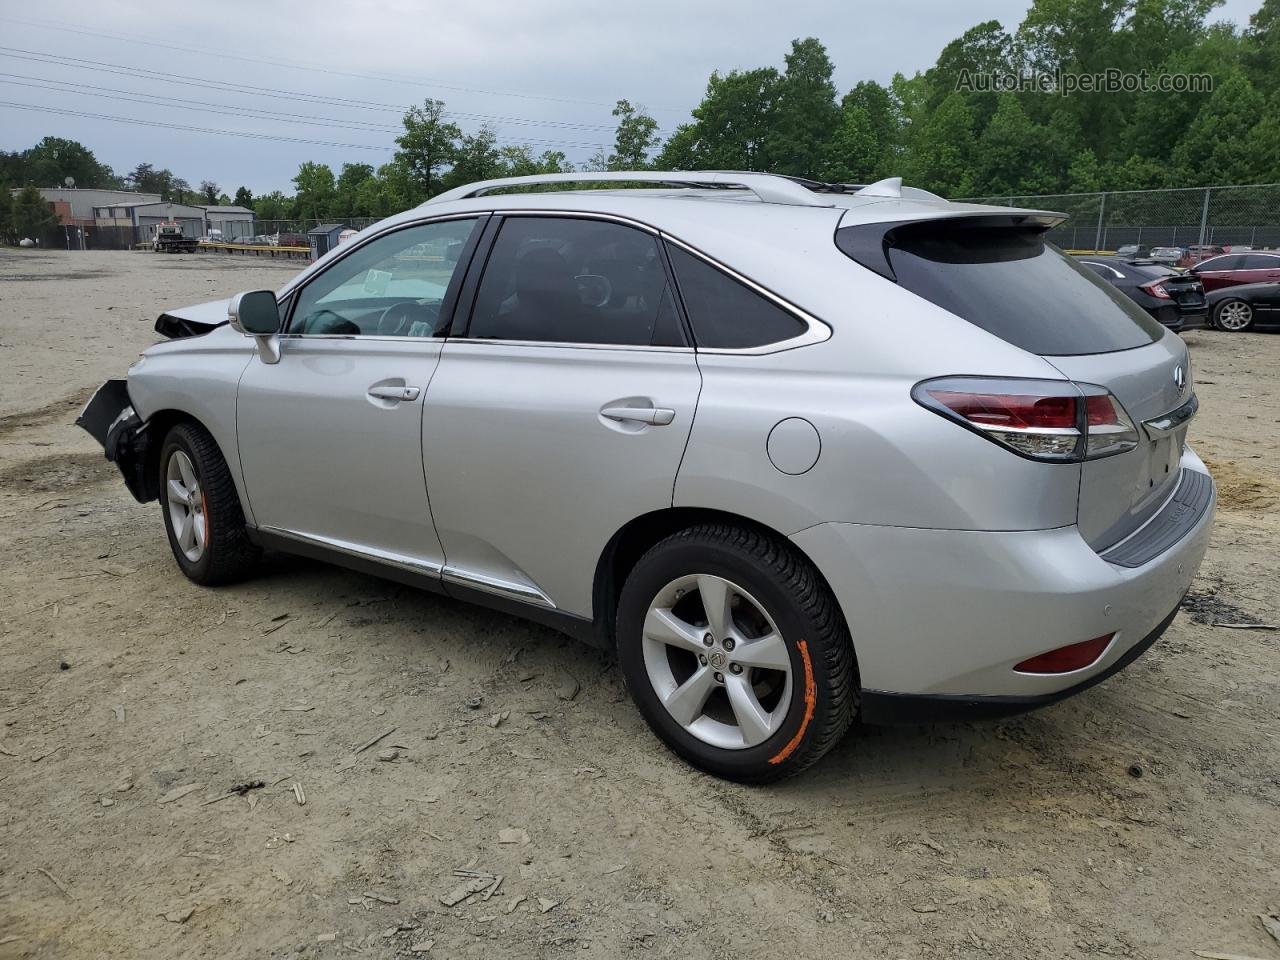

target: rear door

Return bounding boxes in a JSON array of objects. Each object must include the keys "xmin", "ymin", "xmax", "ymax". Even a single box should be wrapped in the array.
[
  {"xmin": 421, "ymin": 214, "xmax": 701, "ymax": 617},
  {"xmin": 1194, "ymin": 254, "xmax": 1248, "ymax": 291}
]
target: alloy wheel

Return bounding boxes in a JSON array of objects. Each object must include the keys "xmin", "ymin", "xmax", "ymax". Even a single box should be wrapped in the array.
[
  {"xmin": 641, "ymin": 574, "xmax": 792, "ymax": 750},
  {"xmin": 165, "ymin": 450, "xmax": 207, "ymax": 562},
  {"xmin": 1217, "ymin": 300, "xmax": 1253, "ymax": 331}
]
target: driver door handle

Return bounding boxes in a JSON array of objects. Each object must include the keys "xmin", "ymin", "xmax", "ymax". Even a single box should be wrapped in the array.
[
  {"xmin": 368, "ymin": 385, "xmax": 421, "ymax": 402},
  {"xmin": 600, "ymin": 405, "xmax": 675, "ymax": 426}
]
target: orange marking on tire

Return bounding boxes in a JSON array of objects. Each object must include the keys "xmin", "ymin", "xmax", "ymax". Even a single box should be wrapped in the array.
[{"xmin": 768, "ymin": 639, "xmax": 816, "ymax": 765}]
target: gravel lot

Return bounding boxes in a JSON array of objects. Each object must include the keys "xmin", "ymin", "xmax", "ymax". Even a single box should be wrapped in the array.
[{"xmin": 1, "ymin": 249, "xmax": 1278, "ymax": 960}]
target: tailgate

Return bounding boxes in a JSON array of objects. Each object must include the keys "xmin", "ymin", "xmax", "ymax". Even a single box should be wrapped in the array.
[{"xmin": 1047, "ymin": 334, "xmax": 1193, "ymax": 550}]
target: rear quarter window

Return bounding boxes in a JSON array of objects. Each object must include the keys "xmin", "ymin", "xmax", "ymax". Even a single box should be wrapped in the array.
[
  {"xmin": 666, "ymin": 244, "xmax": 807, "ymax": 349},
  {"xmin": 838, "ymin": 221, "xmax": 1165, "ymax": 356}
]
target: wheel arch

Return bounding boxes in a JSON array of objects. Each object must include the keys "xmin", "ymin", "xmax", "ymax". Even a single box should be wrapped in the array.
[
  {"xmin": 592, "ymin": 507, "xmax": 854, "ymax": 661},
  {"xmin": 140, "ymin": 409, "xmax": 252, "ymax": 522}
]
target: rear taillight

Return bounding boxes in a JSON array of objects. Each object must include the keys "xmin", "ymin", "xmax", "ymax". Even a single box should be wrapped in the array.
[
  {"xmin": 913, "ymin": 377, "xmax": 1139, "ymax": 462},
  {"xmin": 1139, "ymin": 280, "xmax": 1171, "ymax": 299},
  {"xmin": 1015, "ymin": 634, "xmax": 1114, "ymax": 674}
]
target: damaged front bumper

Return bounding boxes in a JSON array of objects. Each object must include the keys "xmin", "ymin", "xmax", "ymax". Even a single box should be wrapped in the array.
[{"xmin": 76, "ymin": 379, "xmax": 156, "ymax": 503}]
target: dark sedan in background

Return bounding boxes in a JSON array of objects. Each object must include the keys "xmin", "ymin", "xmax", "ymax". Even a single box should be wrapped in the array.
[
  {"xmin": 1078, "ymin": 256, "xmax": 1207, "ymax": 331},
  {"xmin": 1207, "ymin": 282, "xmax": 1280, "ymax": 331}
]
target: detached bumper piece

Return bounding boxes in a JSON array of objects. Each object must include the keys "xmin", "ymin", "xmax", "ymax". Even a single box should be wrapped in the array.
[
  {"xmin": 75, "ymin": 379, "xmax": 156, "ymax": 503},
  {"xmin": 1101, "ymin": 468, "xmax": 1214, "ymax": 568}
]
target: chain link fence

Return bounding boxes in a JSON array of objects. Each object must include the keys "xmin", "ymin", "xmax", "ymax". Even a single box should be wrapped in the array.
[{"xmin": 957, "ymin": 183, "xmax": 1280, "ymax": 253}]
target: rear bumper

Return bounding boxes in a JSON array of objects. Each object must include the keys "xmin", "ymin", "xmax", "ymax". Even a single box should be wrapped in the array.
[
  {"xmin": 791, "ymin": 451, "xmax": 1214, "ymax": 704},
  {"xmin": 860, "ymin": 602, "xmax": 1180, "ymax": 724}
]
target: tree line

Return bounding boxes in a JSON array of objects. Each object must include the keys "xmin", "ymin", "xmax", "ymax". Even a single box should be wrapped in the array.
[{"xmin": 3, "ymin": 0, "xmax": 1279, "ymax": 240}]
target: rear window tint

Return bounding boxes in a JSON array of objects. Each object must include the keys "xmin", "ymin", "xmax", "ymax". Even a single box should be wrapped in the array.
[
  {"xmin": 840, "ymin": 223, "xmax": 1164, "ymax": 356},
  {"xmin": 1131, "ymin": 264, "xmax": 1176, "ymax": 279},
  {"xmin": 666, "ymin": 245, "xmax": 807, "ymax": 348}
]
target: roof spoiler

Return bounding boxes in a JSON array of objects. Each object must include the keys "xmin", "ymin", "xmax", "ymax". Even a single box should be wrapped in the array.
[{"xmin": 836, "ymin": 212, "xmax": 1068, "ymax": 282}]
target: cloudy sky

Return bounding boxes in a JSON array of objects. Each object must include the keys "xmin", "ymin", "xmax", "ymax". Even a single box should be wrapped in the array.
[{"xmin": 0, "ymin": 0, "xmax": 1263, "ymax": 195}]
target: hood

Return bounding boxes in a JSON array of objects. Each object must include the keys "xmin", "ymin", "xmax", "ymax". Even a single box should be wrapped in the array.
[{"xmin": 154, "ymin": 297, "xmax": 232, "ymax": 339}]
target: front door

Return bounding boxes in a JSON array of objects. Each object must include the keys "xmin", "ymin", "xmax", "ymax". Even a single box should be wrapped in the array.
[
  {"xmin": 237, "ymin": 216, "xmax": 483, "ymax": 573},
  {"xmin": 422, "ymin": 215, "xmax": 701, "ymax": 617}
]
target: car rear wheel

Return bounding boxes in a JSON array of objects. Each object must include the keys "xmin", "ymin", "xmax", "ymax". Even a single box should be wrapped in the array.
[
  {"xmin": 1215, "ymin": 298, "xmax": 1254, "ymax": 332},
  {"xmin": 159, "ymin": 422, "xmax": 260, "ymax": 585},
  {"xmin": 616, "ymin": 523, "xmax": 857, "ymax": 782}
]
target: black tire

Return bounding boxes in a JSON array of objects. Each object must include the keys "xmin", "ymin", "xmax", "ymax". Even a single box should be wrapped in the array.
[
  {"xmin": 1213, "ymin": 298, "xmax": 1254, "ymax": 332},
  {"xmin": 616, "ymin": 523, "xmax": 858, "ymax": 783},
  {"xmin": 158, "ymin": 422, "xmax": 260, "ymax": 585}
]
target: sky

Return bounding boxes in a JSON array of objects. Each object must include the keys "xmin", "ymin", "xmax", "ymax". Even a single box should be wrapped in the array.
[{"xmin": 0, "ymin": 0, "xmax": 1265, "ymax": 196}]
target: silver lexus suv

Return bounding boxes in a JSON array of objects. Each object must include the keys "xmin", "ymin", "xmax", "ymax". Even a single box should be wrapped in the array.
[{"xmin": 79, "ymin": 172, "xmax": 1214, "ymax": 782}]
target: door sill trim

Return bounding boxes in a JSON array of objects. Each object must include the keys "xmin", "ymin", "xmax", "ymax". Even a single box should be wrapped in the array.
[
  {"xmin": 441, "ymin": 566, "xmax": 556, "ymax": 609},
  {"xmin": 255, "ymin": 526, "xmax": 444, "ymax": 577}
]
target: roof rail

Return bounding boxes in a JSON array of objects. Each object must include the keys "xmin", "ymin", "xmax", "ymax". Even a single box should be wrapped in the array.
[{"xmin": 425, "ymin": 170, "xmax": 836, "ymax": 208}]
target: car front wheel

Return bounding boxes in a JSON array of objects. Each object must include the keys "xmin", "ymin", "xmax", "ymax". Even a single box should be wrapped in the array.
[
  {"xmin": 159, "ymin": 422, "xmax": 260, "ymax": 585},
  {"xmin": 1215, "ymin": 298, "xmax": 1254, "ymax": 332},
  {"xmin": 616, "ymin": 523, "xmax": 858, "ymax": 782}
]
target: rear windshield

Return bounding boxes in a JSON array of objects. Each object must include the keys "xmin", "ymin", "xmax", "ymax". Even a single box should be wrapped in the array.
[
  {"xmin": 1131, "ymin": 264, "xmax": 1176, "ymax": 279},
  {"xmin": 841, "ymin": 222, "xmax": 1165, "ymax": 356}
]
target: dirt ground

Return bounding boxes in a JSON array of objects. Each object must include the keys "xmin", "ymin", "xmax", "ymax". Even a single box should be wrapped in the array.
[{"xmin": 1, "ymin": 249, "xmax": 1278, "ymax": 960}]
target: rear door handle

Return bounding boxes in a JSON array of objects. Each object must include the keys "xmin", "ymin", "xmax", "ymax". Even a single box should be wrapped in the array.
[
  {"xmin": 368, "ymin": 385, "xmax": 421, "ymax": 402},
  {"xmin": 600, "ymin": 405, "xmax": 675, "ymax": 426}
]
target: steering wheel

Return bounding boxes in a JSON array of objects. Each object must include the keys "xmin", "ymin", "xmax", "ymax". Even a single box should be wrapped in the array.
[
  {"xmin": 375, "ymin": 300, "xmax": 441, "ymax": 337},
  {"xmin": 298, "ymin": 308, "xmax": 360, "ymax": 336}
]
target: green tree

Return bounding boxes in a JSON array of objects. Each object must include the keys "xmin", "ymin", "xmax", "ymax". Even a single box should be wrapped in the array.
[
  {"xmin": 22, "ymin": 137, "xmax": 117, "ymax": 188},
  {"xmin": 598, "ymin": 100, "xmax": 659, "ymax": 171},
  {"xmin": 1171, "ymin": 72, "xmax": 1266, "ymax": 184},
  {"xmin": 821, "ymin": 101, "xmax": 880, "ymax": 184},
  {"xmin": 199, "ymin": 181, "xmax": 220, "ymax": 205},
  {"xmin": 253, "ymin": 190, "xmax": 292, "ymax": 222},
  {"xmin": 1244, "ymin": 0, "xmax": 1280, "ymax": 94},
  {"xmin": 765, "ymin": 38, "xmax": 840, "ymax": 177},
  {"xmin": 443, "ymin": 127, "xmax": 505, "ymax": 190},
  {"xmin": 904, "ymin": 91, "xmax": 976, "ymax": 196},
  {"xmin": 293, "ymin": 162, "xmax": 336, "ymax": 221},
  {"xmin": 332, "ymin": 162, "xmax": 376, "ymax": 218},
  {"xmin": 654, "ymin": 68, "xmax": 781, "ymax": 170},
  {"xmin": 974, "ymin": 95, "xmax": 1058, "ymax": 195},
  {"xmin": 233, "ymin": 186, "xmax": 254, "ymax": 208},
  {"xmin": 394, "ymin": 99, "xmax": 461, "ymax": 200},
  {"xmin": 928, "ymin": 20, "xmax": 1015, "ymax": 131},
  {"xmin": 12, "ymin": 185, "xmax": 57, "ymax": 243},
  {"xmin": 0, "ymin": 183, "xmax": 14, "ymax": 243}
]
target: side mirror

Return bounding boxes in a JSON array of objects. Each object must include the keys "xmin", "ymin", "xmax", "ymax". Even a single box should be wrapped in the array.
[
  {"xmin": 228, "ymin": 290, "xmax": 281, "ymax": 335},
  {"xmin": 228, "ymin": 290, "xmax": 282, "ymax": 364}
]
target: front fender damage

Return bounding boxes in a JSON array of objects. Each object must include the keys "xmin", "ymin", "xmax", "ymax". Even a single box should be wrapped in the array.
[{"xmin": 75, "ymin": 379, "xmax": 158, "ymax": 503}]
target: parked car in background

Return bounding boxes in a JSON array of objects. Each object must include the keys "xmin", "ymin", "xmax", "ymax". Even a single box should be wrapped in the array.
[
  {"xmin": 1188, "ymin": 251, "xmax": 1280, "ymax": 292},
  {"xmin": 1115, "ymin": 244, "xmax": 1149, "ymax": 258},
  {"xmin": 76, "ymin": 170, "xmax": 1213, "ymax": 782},
  {"xmin": 1078, "ymin": 256, "xmax": 1207, "ymax": 331},
  {"xmin": 1149, "ymin": 246, "xmax": 1186, "ymax": 266},
  {"xmin": 1206, "ymin": 282, "xmax": 1280, "ymax": 331},
  {"xmin": 1183, "ymin": 244, "xmax": 1225, "ymax": 265}
]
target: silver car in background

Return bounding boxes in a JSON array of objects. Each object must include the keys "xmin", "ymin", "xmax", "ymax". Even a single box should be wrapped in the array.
[{"xmin": 79, "ymin": 171, "xmax": 1214, "ymax": 782}]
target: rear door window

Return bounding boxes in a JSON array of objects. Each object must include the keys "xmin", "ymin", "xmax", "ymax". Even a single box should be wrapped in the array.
[
  {"xmin": 467, "ymin": 216, "xmax": 685, "ymax": 347},
  {"xmin": 665, "ymin": 245, "xmax": 807, "ymax": 348},
  {"xmin": 837, "ymin": 221, "xmax": 1164, "ymax": 356}
]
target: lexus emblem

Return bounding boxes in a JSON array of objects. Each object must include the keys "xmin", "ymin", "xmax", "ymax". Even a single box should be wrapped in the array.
[{"xmin": 1173, "ymin": 365, "xmax": 1185, "ymax": 390}]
